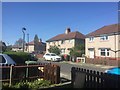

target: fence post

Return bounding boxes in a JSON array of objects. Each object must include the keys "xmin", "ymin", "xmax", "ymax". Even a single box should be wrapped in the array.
[
  {"xmin": 9, "ymin": 65, "xmax": 14, "ymax": 87},
  {"xmin": 26, "ymin": 64, "xmax": 29, "ymax": 81},
  {"xmin": 56, "ymin": 66, "xmax": 60, "ymax": 84},
  {"xmin": 71, "ymin": 67, "xmax": 75, "ymax": 88}
]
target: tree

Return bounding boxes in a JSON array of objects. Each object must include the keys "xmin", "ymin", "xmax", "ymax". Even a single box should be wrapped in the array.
[
  {"xmin": 48, "ymin": 46, "xmax": 61, "ymax": 55},
  {"xmin": 69, "ymin": 44, "xmax": 85, "ymax": 61},
  {"xmin": 0, "ymin": 41, "xmax": 7, "ymax": 52},
  {"xmin": 34, "ymin": 34, "xmax": 39, "ymax": 52},
  {"xmin": 6, "ymin": 45, "xmax": 12, "ymax": 51}
]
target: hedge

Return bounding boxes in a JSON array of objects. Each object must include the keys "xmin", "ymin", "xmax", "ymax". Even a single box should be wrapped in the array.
[{"xmin": 4, "ymin": 51, "xmax": 31, "ymax": 64}]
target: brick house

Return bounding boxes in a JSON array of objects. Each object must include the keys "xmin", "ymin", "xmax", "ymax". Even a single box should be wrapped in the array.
[
  {"xmin": 26, "ymin": 39, "xmax": 46, "ymax": 53},
  {"xmin": 85, "ymin": 24, "xmax": 120, "ymax": 60},
  {"xmin": 46, "ymin": 28, "xmax": 85, "ymax": 55}
]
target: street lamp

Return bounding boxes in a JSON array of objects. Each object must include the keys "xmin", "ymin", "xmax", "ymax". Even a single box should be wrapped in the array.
[
  {"xmin": 27, "ymin": 33, "xmax": 29, "ymax": 53},
  {"xmin": 22, "ymin": 27, "xmax": 26, "ymax": 52}
]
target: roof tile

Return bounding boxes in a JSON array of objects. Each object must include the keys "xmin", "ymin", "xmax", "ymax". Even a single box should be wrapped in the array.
[
  {"xmin": 86, "ymin": 24, "xmax": 119, "ymax": 37},
  {"xmin": 46, "ymin": 31, "xmax": 85, "ymax": 42}
]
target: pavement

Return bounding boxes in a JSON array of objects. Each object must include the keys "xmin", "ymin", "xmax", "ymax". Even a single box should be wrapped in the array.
[
  {"xmin": 61, "ymin": 61, "xmax": 116, "ymax": 69},
  {"xmin": 59, "ymin": 61, "xmax": 117, "ymax": 80}
]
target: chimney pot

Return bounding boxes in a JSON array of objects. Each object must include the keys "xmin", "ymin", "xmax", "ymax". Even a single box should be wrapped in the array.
[{"xmin": 65, "ymin": 27, "xmax": 71, "ymax": 34}]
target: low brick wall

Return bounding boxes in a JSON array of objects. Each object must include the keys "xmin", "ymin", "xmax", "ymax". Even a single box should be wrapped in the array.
[
  {"xmin": 86, "ymin": 58, "xmax": 120, "ymax": 66},
  {"xmin": 36, "ymin": 54, "xmax": 44, "ymax": 58}
]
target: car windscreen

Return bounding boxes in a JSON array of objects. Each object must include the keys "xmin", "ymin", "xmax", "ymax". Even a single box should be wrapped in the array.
[
  {"xmin": 46, "ymin": 54, "xmax": 50, "ymax": 56},
  {"xmin": 51, "ymin": 54, "xmax": 56, "ymax": 56},
  {"xmin": 0, "ymin": 55, "xmax": 6, "ymax": 63}
]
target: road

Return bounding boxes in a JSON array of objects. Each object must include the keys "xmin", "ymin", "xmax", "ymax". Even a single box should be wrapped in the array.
[{"xmin": 38, "ymin": 60, "xmax": 115, "ymax": 80}]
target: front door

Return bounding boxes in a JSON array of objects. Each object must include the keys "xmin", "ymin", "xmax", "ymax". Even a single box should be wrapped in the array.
[{"xmin": 89, "ymin": 50, "xmax": 94, "ymax": 58}]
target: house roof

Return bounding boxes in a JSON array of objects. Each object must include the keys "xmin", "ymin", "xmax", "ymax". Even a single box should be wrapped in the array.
[
  {"xmin": 46, "ymin": 31, "xmax": 85, "ymax": 42},
  {"xmin": 12, "ymin": 45, "xmax": 22, "ymax": 48},
  {"xmin": 86, "ymin": 24, "xmax": 120, "ymax": 37},
  {"xmin": 27, "ymin": 41, "xmax": 46, "ymax": 45},
  {"xmin": 28, "ymin": 41, "xmax": 34, "ymax": 45}
]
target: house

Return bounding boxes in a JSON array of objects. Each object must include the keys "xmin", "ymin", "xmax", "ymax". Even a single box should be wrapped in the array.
[
  {"xmin": 85, "ymin": 24, "xmax": 120, "ymax": 60},
  {"xmin": 46, "ymin": 28, "xmax": 85, "ymax": 55},
  {"xmin": 12, "ymin": 45, "xmax": 23, "ymax": 52},
  {"xmin": 26, "ymin": 39, "xmax": 46, "ymax": 53}
]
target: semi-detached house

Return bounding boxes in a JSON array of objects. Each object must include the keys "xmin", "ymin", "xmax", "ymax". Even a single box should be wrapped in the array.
[
  {"xmin": 46, "ymin": 28, "xmax": 85, "ymax": 55},
  {"xmin": 85, "ymin": 24, "xmax": 120, "ymax": 60}
]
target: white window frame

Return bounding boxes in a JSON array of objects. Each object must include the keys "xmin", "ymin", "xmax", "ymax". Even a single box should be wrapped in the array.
[
  {"xmin": 100, "ymin": 35, "xmax": 108, "ymax": 41},
  {"xmin": 89, "ymin": 37, "xmax": 94, "ymax": 42},
  {"xmin": 61, "ymin": 48, "xmax": 65, "ymax": 54},
  {"xmin": 99, "ymin": 48, "xmax": 110, "ymax": 57},
  {"xmin": 61, "ymin": 40, "xmax": 65, "ymax": 44}
]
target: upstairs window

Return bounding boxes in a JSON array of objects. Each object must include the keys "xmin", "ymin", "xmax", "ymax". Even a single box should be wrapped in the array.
[
  {"xmin": 89, "ymin": 37, "xmax": 94, "ymax": 42},
  {"xmin": 100, "ymin": 35, "xmax": 108, "ymax": 41},
  {"xmin": 61, "ymin": 40, "xmax": 65, "ymax": 44}
]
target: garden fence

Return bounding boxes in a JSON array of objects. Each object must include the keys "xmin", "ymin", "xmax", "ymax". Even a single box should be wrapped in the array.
[
  {"xmin": 71, "ymin": 67, "xmax": 120, "ymax": 88},
  {"xmin": 0, "ymin": 63, "xmax": 60, "ymax": 85}
]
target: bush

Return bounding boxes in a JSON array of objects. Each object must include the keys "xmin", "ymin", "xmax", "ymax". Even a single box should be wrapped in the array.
[
  {"xmin": 4, "ymin": 51, "xmax": 31, "ymax": 64},
  {"xmin": 61, "ymin": 55, "xmax": 65, "ymax": 61},
  {"xmin": 66, "ymin": 55, "xmax": 70, "ymax": 61},
  {"xmin": 2, "ymin": 80, "xmax": 51, "ymax": 89}
]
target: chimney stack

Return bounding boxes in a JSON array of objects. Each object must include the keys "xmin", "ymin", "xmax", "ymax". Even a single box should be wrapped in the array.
[{"xmin": 65, "ymin": 27, "xmax": 71, "ymax": 34}]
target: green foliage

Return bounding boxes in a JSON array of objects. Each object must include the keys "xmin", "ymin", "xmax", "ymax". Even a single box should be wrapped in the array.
[
  {"xmin": 2, "ymin": 80, "xmax": 51, "ymax": 89},
  {"xmin": 69, "ymin": 44, "xmax": 85, "ymax": 57},
  {"xmin": 4, "ymin": 51, "xmax": 31, "ymax": 64},
  {"xmin": 65, "ymin": 55, "xmax": 70, "ymax": 61},
  {"xmin": 34, "ymin": 34, "xmax": 39, "ymax": 52},
  {"xmin": 0, "ymin": 41, "xmax": 7, "ymax": 52},
  {"xmin": 6, "ymin": 45, "xmax": 12, "ymax": 52},
  {"xmin": 48, "ymin": 46, "xmax": 61, "ymax": 55}
]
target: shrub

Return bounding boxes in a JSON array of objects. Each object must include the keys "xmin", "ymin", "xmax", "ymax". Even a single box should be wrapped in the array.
[
  {"xmin": 2, "ymin": 80, "xmax": 51, "ymax": 89},
  {"xmin": 61, "ymin": 55, "xmax": 65, "ymax": 61},
  {"xmin": 4, "ymin": 51, "xmax": 31, "ymax": 64},
  {"xmin": 65, "ymin": 55, "xmax": 70, "ymax": 61}
]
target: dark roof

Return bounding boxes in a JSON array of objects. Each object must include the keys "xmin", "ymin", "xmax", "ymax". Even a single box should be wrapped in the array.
[
  {"xmin": 86, "ymin": 24, "xmax": 120, "ymax": 37},
  {"xmin": 12, "ymin": 45, "xmax": 22, "ymax": 48},
  {"xmin": 46, "ymin": 31, "xmax": 85, "ymax": 42},
  {"xmin": 27, "ymin": 41, "xmax": 46, "ymax": 45}
]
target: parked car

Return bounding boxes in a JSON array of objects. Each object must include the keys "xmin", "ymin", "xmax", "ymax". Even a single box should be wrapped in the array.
[
  {"xmin": 105, "ymin": 67, "xmax": 120, "ymax": 75},
  {"xmin": 43, "ymin": 53, "xmax": 61, "ymax": 61},
  {"xmin": 0, "ymin": 54, "xmax": 16, "ymax": 65}
]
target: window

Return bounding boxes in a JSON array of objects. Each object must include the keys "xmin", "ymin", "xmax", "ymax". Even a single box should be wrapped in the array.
[
  {"xmin": 100, "ymin": 48, "xmax": 110, "ymax": 56},
  {"xmin": 0, "ymin": 55, "xmax": 6, "ymax": 63},
  {"xmin": 61, "ymin": 40, "xmax": 65, "ymax": 44},
  {"xmin": 61, "ymin": 49, "xmax": 65, "ymax": 54},
  {"xmin": 46, "ymin": 54, "xmax": 50, "ymax": 56},
  {"xmin": 100, "ymin": 35, "xmax": 108, "ymax": 41},
  {"xmin": 89, "ymin": 37, "xmax": 94, "ymax": 42},
  {"xmin": 51, "ymin": 54, "xmax": 56, "ymax": 56},
  {"xmin": 69, "ymin": 39, "xmax": 73, "ymax": 43}
]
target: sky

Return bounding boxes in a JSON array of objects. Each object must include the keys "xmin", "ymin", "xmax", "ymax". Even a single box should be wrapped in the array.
[{"xmin": 2, "ymin": 2, "xmax": 118, "ymax": 45}]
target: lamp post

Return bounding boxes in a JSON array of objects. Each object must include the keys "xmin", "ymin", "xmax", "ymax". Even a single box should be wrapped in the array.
[
  {"xmin": 22, "ymin": 27, "xmax": 26, "ymax": 52},
  {"xmin": 27, "ymin": 33, "xmax": 29, "ymax": 53}
]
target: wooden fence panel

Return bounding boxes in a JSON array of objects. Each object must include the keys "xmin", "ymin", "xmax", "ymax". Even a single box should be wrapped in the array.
[
  {"xmin": 0, "ymin": 63, "xmax": 60, "ymax": 84},
  {"xmin": 44, "ymin": 64, "xmax": 60, "ymax": 84},
  {"xmin": 71, "ymin": 67, "xmax": 120, "ymax": 88}
]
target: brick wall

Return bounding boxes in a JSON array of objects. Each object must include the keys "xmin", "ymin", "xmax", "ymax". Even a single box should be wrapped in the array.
[{"xmin": 86, "ymin": 57, "xmax": 120, "ymax": 66}]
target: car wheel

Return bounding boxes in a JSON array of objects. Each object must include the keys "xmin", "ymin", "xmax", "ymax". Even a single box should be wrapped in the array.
[{"xmin": 51, "ymin": 58, "xmax": 53, "ymax": 61}]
